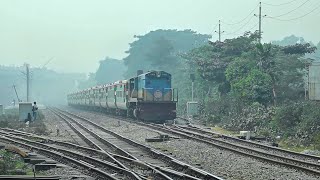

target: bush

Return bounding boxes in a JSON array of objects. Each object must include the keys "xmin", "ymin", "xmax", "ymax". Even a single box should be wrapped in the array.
[{"xmin": 271, "ymin": 102, "xmax": 303, "ymax": 136}]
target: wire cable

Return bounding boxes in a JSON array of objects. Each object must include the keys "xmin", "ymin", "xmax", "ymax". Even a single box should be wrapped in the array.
[
  {"xmin": 222, "ymin": 3, "xmax": 259, "ymax": 26},
  {"xmin": 267, "ymin": 2, "xmax": 320, "ymax": 21},
  {"xmin": 226, "ymin": 21, "xmax": 259, "ymax": 37},
  {"xmin": 224, "ymin": 15, "xmax": 255, "ymax": 35},
  {"xmin": 210, "ymin": 22, "xmax": 219, "ymax": 37},
  {"xmin": 269, "ymin": 0, "xmax": 311, "ymax": 18},
  {"xmin": 262, "ymin": 0, "xmax": 301, "ymax": 7}
]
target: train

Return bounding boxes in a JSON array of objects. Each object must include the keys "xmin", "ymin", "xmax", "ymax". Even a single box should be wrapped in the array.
[{"xmin": 67, "ymin": 70, "xmax": 178, "ymax": 123}]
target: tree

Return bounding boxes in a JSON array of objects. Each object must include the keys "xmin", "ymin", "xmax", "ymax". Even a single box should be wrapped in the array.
[
  {"xmin": 272, "ymin": 35, "xmax": 306, "ymax": 46},
  {"xmin": 146, "ymin": 37, "xmax": 177, "ymax": 71},
  {"xmin": 95, "ymin": 57, "xmax": 126, "ymax": 84},
  {"xmin": 123, "ymin": 29, "xmax": 211, "ymax": 78},
  {"xmin": 185, "ymin": 32, "xmax": 260, "ymax": 96}
]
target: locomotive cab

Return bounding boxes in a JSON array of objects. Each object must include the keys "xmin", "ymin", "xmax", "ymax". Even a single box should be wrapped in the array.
[{"xmin": 127, "ymin": 71, "xmax": 178, "ymax": 122}]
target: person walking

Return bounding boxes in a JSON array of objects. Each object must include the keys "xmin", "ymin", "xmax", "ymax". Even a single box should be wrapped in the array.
[{"xmin": 32, "ymin": 102, "xmax": 38, "ymax": 121}]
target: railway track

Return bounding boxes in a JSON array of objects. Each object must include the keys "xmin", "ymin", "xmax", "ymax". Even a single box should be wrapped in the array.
[
  {"xmin": 59, "ymin": 107, "xmax": 320, "ymax": 179},
  {"xmin": 140, "ymin": 123, "xmax": 320, "ymax": 176},
  {"xmin": 0, "ymin": 128, "xmax": 172, "ymax": 180},
  {"xmin": 176, "ymin": 123, "xmax": 320, "ymax": 164},
  {"xmin": 0, "ymin": 132, "xmax": 132, "ymax": 180},
  {"xmin": 50, "ymin": 108, "xmax": 222, "ymax": 180},
  {"xmin": 63, "ymin": 108, "xmax": 320, "ymax": 177}
]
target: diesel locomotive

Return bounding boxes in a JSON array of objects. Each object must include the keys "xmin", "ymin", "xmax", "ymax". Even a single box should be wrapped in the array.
[{"xmin": 67, "ymin": 71, "xmax": 178, "ymax": 123}]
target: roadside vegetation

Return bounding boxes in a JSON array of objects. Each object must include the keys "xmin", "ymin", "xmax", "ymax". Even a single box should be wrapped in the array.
[
  {"xmin": 0, "ymin": 149, "xmax": 33, "ymax": 175},
  {"xmin": 80, "ymin": 29, "xmax": 320, "ymax": 152}
]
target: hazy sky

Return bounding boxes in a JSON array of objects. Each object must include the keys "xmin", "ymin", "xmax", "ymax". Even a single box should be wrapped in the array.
[{"xmin": 0, "ymin": 0, "xmax": 319, "ymax": 73}]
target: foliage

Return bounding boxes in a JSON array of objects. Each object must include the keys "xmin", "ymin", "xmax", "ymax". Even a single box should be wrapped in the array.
[
  {"xmin": 232, "ymin": 69, "xmax": 272, "ymax": 105},
  {"xmin": 0, "ymin": 150, "xmax": 30, "ymax": 175},
  {"xmin": 271, "ymin": 103, "xmax": 303, "ymax": 134},
  {"xmin": 185, "ymin": 32, "xmax": 260, "ymax": 95},
  {"xmin": 282, "ymin": 43, "xmax": 316, "ymax": 55},
  {"xmin": 269, "ymin": 101, "xmax": 320, "ymax": 145},
  {"xmin": 181, "ymin": 31, "xmax": 319, "ymax": 148},
  {"xmin": 123, "ymin": 29, "xmax": 211, "ymax": 78},
  {"xmin": 271, "ymin": 35, "xmax": 306, "ymax": 46},
  {"xmin": 95, "ymin": 57, "xmax": 126, "ymax": 84},
  {"xmin": 313, "ymin": 133, "xmax": 320, "ymax": 150}
]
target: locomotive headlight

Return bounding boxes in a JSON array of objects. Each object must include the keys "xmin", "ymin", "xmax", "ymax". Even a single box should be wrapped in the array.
[{"xmin": 154, "ymin": 90, "xmax": 162, "ymax": 99}]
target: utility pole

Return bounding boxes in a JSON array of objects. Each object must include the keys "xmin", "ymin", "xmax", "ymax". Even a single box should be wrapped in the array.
[
  {"xmin": 26, "ymin": 64, "xmax": 30, "ymax": 102},
  {"xmin": 254, "ymin": 2, "xmax": 266, "ymax": 43},
  {"xmin": 215, "ymin": 20, "xmax": 224, "ymax": 42},
  {"xmin": 190, "ymin": 74, "xmax": 195, "ymax": 101},
  {"xmin": 258, "ymin": 2, "xmax": 262, "ymax": 43}
]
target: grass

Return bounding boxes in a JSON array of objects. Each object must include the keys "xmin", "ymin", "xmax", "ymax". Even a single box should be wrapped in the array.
[
  {"xmin": 0, "ymin": 149, "xmax": 32, "ymax": 175},
  {"xmin": 211, "ymin": 126, "xmax": 319, "ymax": 155},
  {"xmin": 278, "ymin": 141, "xmax": 317, "ymax": 153},
  {"xmin": 211, "ymin": 126, "xmax": 238, "ymax": 136}
]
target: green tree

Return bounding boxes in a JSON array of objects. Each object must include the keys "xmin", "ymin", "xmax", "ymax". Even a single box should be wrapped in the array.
[
  {"xmin": 95, "ymin": 57, "xmax": 126, "ymax": 84},
  {"xmin": 146, "ymin": 37, "xmax": 177, "ymax": 72},
  {"xmin": 123, "ymin": 29, "xmax": 211, "ymax": 78},
  {"xmin": 185, "ymin": 32, "xmax": 260, "ymax": 96}
]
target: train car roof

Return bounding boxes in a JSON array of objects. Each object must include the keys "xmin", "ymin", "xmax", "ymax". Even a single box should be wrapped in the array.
[{"xmin": 129, "ymin": 70, "xmax": 171, "ymax": 79}]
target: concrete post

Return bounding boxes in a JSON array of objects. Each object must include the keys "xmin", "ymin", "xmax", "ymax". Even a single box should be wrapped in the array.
[{"xmin": 0, "ymin": 104, "xmax": 4, "ymax": 115}]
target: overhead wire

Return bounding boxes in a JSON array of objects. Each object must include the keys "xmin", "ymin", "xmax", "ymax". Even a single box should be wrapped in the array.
[
  {"xmin": 262, "ymin": 0, "xmax": 301, "ymax": 7},
  {"xmin": 222, "ymin": 3, "xmax": 259, "ymax": 26},
  {"xmin": 225, "ymin": 21, "xmax": 259, "ymax": 37},
  {"xmin": 267, "ymin": 2, "xmax": 320, "ymax": 21},
  {"xmin": 211, "ymin": 23, "xmax": 219, "ymax": 35},
  {"xmin": 224, "ymin": 15, "xmax": 255, "ymax": 35},
  {"xmin": 269, "ymin": 0, "xmax": 311, "ymax": 18}
]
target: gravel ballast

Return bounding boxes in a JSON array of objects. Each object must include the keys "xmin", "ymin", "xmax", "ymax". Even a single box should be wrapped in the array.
[{"xmin": 64, "ymin": 108, "xmax": 320, "ymax": 180}]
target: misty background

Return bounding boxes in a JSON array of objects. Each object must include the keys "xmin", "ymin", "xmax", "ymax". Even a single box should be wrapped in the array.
[{"xmin": 0, "ymin": 0, "xmax": 320, "ymax": 106}]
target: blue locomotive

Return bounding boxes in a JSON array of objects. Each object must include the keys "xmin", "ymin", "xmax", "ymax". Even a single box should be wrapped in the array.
[{"xmin": 67, "ymin": 71, "xmax": 178, "ymax": 123}]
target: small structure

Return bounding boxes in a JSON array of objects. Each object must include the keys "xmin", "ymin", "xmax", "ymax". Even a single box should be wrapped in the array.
[
  {"xmin": 19, "ymin": 102, "xmax": 33, "ymax": 121},
  {"xmin": 0, "ymin": 104, "xmax": 4, "ymax": 115},
  {"xmin": 308, "ymin": 62, "xmax": 320, "ymax": 100},
  {"xmin": 186, "ymin": 101, "xmax": 199, "ymax": 117},
  {"xmin": 238, "ymin": 131, "xmax": 255, "ymax": 140}
]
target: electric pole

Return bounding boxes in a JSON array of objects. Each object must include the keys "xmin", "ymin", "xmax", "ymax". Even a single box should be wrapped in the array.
[
  {"xmin": 259, "ymin": 2, "xmax": 262, "ymax": 43},
  {"xmin": 215, "ymin": 20, "xmax": 224, "ymax": 42},
  {"xmin": 254, "ymin": 2, "xmax": 266, "ymax": 43},
  {"xmin": 190, "ymin": 74, "xmax": 195, "ymax": 101}
]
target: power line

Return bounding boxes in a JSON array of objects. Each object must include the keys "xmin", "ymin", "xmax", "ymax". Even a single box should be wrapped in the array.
[
  {"xmin": 225, "ymin": 21, "xmax": 259, "ymax": 37},
  {"xmin": 269, "ymin": 0, "xmax": 311, "ymax": 18},
  {"xmin": 267, "ymin": 2, "xmax": 320, "ymax": 21},
  {"xmin": 224, "ymin": 15, "xmax": 255, "ymax": 35},
  {"xmin": 262, "ymin": 0, "xmax": 301, "ymax": 7},
  {"xmin": 210, "ymin": 23, "xmax": 219, "ymax": 36},
  {"xmin": 222, "ymin": 3, "xmax": 259, "ymax": 26}
]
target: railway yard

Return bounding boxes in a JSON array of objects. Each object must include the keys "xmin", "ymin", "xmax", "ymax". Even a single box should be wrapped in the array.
[
  {"xmin": 2, "ymin": 0, "xmax": 320, "ymax": 179},
  {"xmin": 0, "ymin": 107, "xmax": 319, "ymax": 180}
]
